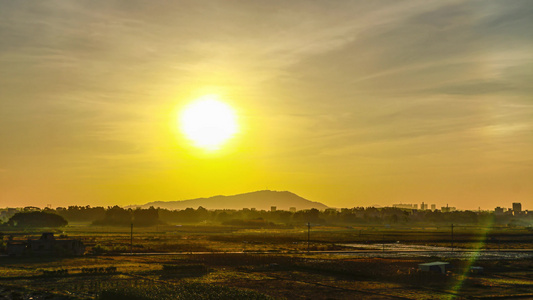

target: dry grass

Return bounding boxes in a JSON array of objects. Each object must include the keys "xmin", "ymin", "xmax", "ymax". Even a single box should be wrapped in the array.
[{"xmin": 0, "ymin": 224, "xmax": 532, "ymax": 299}]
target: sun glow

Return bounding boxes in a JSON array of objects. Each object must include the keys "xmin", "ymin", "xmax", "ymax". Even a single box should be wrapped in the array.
[{"xmin": 179, "ymin": 96, "xmax": 238, "ymax": 151}]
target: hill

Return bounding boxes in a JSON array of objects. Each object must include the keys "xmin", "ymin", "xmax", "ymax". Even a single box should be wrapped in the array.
[{"xmin": 130, "ymin": 190, "xmax": 328, "ymax": 211}]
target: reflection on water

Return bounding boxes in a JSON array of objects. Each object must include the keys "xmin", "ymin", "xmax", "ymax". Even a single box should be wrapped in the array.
[{"xmin": 338, "ymin": 243, "xmax": 533, "ymax": 259}]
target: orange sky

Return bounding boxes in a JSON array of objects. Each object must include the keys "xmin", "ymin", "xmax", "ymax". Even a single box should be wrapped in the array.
[{"xmin": 1, "ymin": 1, "xmax": 532, "ymax": 210}]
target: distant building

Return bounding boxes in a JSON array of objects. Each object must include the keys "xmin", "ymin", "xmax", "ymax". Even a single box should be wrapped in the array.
[
  {"xmin": 23, "ymin": 206, "xmax": 41, "ymax": 212},
  {"xmin": 512, "ymin": 203, "xmax": 522, "ymax": 214},
  {"xmin": 7, "ymin": 233, "xmax": 85, "ymax": 257},
  {"xmin": 393, "ymin": 204, "xmax": 416, "ymax": 209},
  {"xmin": 420, "ymin": 202, "xmax": 428, "ymax": 210},
  {"xmin": 250, "ymin": 208, "xmax": 256, "ymax": 211},
  {"xmin": 418, "ymin": 262, "xmax": 450, "ymax": 274},
  {"xmin": 270, "ymin": 206, "xmax": 276, "ymax": 212},
  {"xmin": 289, "ymin": 207, "xmax": 296, "ymax": 213},
  {"xmin": 441, "ymin": 205, "xmax": 456, "ymax": 213},
  {"xmin": 431, "ymin": 204, "xmax": 436, "ymax": 211},
  {"xmin": 494, "ymin": 207, "xmax": 504, "ymax": 215}
]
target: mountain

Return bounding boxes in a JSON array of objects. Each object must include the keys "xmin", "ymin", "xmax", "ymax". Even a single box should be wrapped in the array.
[{"xmin": 129, "ymin": 190, "xmax": 328, "ymax": 211}]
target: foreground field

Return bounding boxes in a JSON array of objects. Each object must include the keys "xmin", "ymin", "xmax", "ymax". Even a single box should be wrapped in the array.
[
  {"xmin": 6, "ymin": 223, "xmax": 532, "ymax": 253},
  {"xmin": 0, "ymin": 225, "xmax": 532, "ymax": 299}
]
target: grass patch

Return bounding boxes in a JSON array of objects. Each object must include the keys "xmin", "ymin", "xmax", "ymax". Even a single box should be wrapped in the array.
[{"xmin": 98, "ymin": 282, "xmax": 274, "ymax": 300}]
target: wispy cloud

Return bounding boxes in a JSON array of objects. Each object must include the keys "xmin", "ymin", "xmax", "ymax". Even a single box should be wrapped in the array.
[{"xmin": 0, "ymin": 0, "xmax": 532, "ymax": 208}]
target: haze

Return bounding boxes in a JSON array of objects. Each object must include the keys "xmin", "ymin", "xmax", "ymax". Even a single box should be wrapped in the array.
[{"xmin": 1, "ymin": 1, "xmax": 532, "ymax": 210}]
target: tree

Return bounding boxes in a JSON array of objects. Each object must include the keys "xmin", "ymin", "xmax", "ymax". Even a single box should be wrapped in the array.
[
  {"xmin": 8, "ymin": 212, "xmax": 68, "ymax": 228},
  {"xmin": 133, "ymin": 206, "xmax": 160, "ymax": 226},
  {"xmin": 92, "ymin": 206, "xmax": 131, "ymax": 226}
]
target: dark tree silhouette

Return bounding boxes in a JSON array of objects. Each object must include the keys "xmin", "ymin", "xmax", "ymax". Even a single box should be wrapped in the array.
[
  {"xmin": 92, "ymin": 206, "xmax": 161, "ymax": 227},
  {"xmin": 8, "ymin": 212, "xmax": 68, "ymax": 228},
  {"xmin": 92, "ymin": 206, "xmax": 131, "ymax": 226},
  {"xmin": 56, "ymin": 205, "xmax": 106, "ymax": 222},
  {"xmin": 133, "ymin": 206, "xmax": 160, "ymax": 226}
]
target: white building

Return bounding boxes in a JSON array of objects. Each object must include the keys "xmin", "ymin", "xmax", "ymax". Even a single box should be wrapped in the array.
[{"xmin": 418, "ymin": 262, "xmax": 450, "ymax": 274}]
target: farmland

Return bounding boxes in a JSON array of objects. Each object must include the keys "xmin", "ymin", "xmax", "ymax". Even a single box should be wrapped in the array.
[{"xmin": 1, "ymin": 224, "xmax": 532, "ymax": 299}]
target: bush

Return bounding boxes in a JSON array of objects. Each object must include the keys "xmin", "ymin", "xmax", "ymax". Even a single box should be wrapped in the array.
[
  {"xmin": 91, "ymin": 244, "xmax": 128, "ymax": 255},
  {"xmin": 81, "ymin": 267, "xmax": 117, "ymax": 274},
  {"xmin": 91, "ymin": 244, "xmax": 107, "ymax": 255},
  {"xmin": 41, "ymin": 269, "xmax": 69, "ymax": 277},
  {"xmin": 162, "ymin": 264, "xmax": 207, "ymax": 273}
]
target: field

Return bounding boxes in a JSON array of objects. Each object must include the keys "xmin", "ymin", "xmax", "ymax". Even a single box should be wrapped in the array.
[{"xmin": 1, "ymin": 224, "xmax": 532, "ymax": 299}]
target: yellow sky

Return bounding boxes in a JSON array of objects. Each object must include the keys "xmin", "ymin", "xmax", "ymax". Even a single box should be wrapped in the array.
[{"xmin": 1, "ymin": 1, "xmax": 532, "ymax": 210}]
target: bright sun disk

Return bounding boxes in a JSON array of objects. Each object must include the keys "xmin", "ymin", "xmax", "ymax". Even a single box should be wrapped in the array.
[{"xmin": 179, "ymin": 96, "xmax": 238, "ymax": 150}]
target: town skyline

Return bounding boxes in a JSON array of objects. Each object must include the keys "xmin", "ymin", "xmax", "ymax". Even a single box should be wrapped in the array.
[{"xmin": 1, "ymin": 189, "xmax": 529, "ymax": 212}]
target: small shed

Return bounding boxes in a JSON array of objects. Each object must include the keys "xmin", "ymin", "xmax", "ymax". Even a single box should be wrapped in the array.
[{"xmin": 418, "ymin": 262, "xmax": 450, "ymax": 274}]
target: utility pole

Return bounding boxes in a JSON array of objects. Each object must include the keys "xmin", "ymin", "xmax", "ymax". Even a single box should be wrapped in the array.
[
  {"xmin": 307, "ymin": 222, "xmax": 310, "ymax": 253},
  {"xmin": 130, "ymin": 222, "xmax": 133, "ymax": 254},
  {"xmin": 451, "ymin": 223, "xmax": 454, "ymax": 252}
]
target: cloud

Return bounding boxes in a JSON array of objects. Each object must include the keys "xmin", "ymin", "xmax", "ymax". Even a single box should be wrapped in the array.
[{"xmin": 0, "ymin": 0, "xmax": 532, "ymax": 208}]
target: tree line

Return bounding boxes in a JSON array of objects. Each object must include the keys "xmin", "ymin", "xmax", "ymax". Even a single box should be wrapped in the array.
[{"xmin": 1, "ymin": 205, "xmax": 530, "ymax": 228}]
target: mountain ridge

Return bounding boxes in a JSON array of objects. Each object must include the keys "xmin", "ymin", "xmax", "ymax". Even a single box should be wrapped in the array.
[{"xmin": 128, "ymin": 190, "xmax": 328, "ymax": 211}]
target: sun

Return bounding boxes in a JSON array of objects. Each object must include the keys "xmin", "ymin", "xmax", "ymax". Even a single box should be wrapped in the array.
[{"xmin": 179, "ymin": 95, "xmax": 238, "ymax": 151}]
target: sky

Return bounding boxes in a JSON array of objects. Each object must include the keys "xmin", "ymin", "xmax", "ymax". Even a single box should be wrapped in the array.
[{"xmin": 1, "ymin": 1, "xmax": 532, "ymax": 210}]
